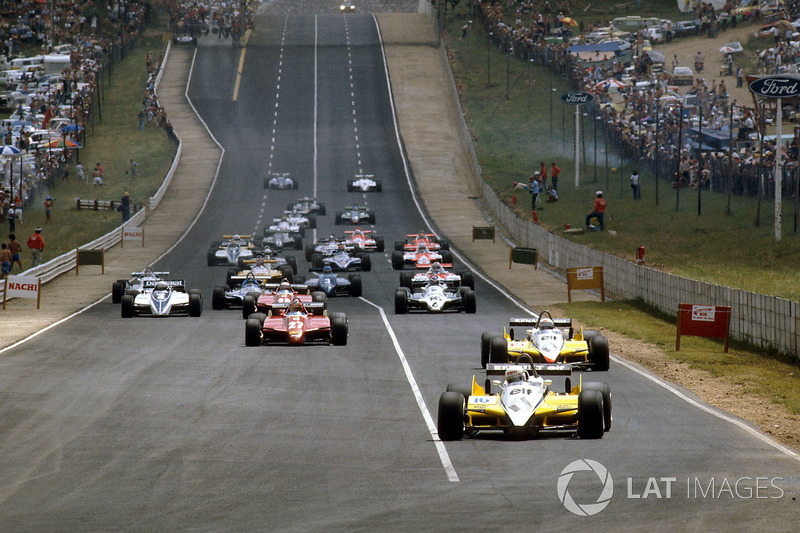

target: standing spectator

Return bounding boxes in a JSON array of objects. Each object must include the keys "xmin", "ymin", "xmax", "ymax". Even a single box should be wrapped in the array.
[
  {"xmin": 550, "ymin": 162, "xmax": 561, "ymax": 191},
  {"xmin": 7, "ymin": 206, "xmax": 15, "ymax": 233},
  {"xmin": 120, "ymin": 192, "xmax": 131, "ymax": 222},
  {"xmin": 138, "ymin": 108, "xmax": 146, "ymax": 131},
  {"xmin": 630, "ymin": 169, "xmax": 641, "ymax": 200},
  {"xmin": 585, "ymin": 191, "xmax": 607, "ymax": 231},
  {"xmin": 736, "ymin": 65, "xmax": 744, "ymax": 88},
  {"xmin": 126, "ymin": 158, "xmax": 138, "ymax": 180},
  {"xmin": 8, "ymin": 233, "xmax": 22, "ymax": 271},
  {"xmin": 92, "ymin": 165, "xmax": 105, "ymax": 188},
  {"xmin": 44, "ymin": 196, "xmax": 54, "ymax": 223},
  {"xmin": 539, "ymin": 162, "xmax": 548, "ymax": 189},
  {"xmin": 27, "ymin": 227, "xmax": 44, "ymax": 267},
  {"xmin": 76, "ymin": 161, "xmax": 86, "ymax": 185},
  {"xmin": 0, "ymin": 243, "xmax": 11, "ymax": 278},
  {"xmin": 96, "ymin": 162, "xmax": 104, "ymax": 179}
]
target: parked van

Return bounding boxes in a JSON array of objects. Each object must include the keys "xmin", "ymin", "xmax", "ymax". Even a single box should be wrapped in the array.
[{"xmin": 10, "ymin": 56, "xmax": 44, "ymax": 70}]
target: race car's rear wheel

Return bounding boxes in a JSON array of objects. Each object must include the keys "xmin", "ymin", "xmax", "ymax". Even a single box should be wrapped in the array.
[
  {"xmin": 391, "ymin": 251, "xmax": 404, "ymax": 270},
  {"xmin": 359, "ymin": 253, "xmax": 371, "ymax": 272},
  {"xmin": 293, "ymin": 235, "xmax": 303, "ymax": 250},
  {"xmin": 189, "ymin": 293, "xmax": 203, "ymax": 317},
  {"xmin": 212, "ymin": 286, "xmax": 227, "ymax": 310},
  {"xmin": 583, "ymin": 330, "xmax": 600, "ymax": 343},
  {"xmin": 245, "ymin": 318, "xmax": 263, "ymax": 346},
  {"xmin": 334, "ymin": 212, "xmax": 343, "ymax": 225},
  {"xmin": 121, "ymin": 295, "xmax": 134, "ymax": 318},
  {"xmin": 242, "ymin": 294, "xmax": 257, "ymax": 318},
  {"xmin": 367, "ymin": 212, "xmax": 376, "ymax": 224},
  {"xmin": 582, "ymin": 382, "xmax": 612, "ymax": 431},
  {"xmin": 311, "ymin": 254, "xmax": 324, "ymax": 270},
  {"xmin": 293, "ymin": 274, "xmax": 305, "ymax": 284},
  {"xmin": 480, "ymin": 331, "xmax": 492, "ymax": 368},
  {"xmin": 394, "ymin": 240, "xmax": 405, "ymax": 251},
  {"xmin": 279, "ymin": 264, "xmax": 294, "ymax": 283},
  {"xmin": 226, "ymin": 268, "xmax": 238, "ymax": 288},
  {"xmin": 577, "ymin": 390, "xmax": 605, "ymax": 439},
  {"xmin": 488, "ymin": 336, "xmax": 509, "ymax": 364},
  {"xmin": 312, "ymin": 291, "xmax": 327, "ymax": 308},
  {"xmin": 206, "ymin": 249, "xmax": 216, "ymax": 266},
  {"xmin": 461, "ymin": 271, "xmax": 475, "ymax": 290},
  {"xmin": 588, "ymin": 335, "xmax": 610, "ymax": 371},
  {"xmin": 308, "ymin": 216, "xmax": 317, "ymax": 229},
  {"xmin": 394, "ymin": 288, "xmax": 408, "ymax": 314},
  {"xmin": 374, "ymin": 236, "xmax": 385, "ymax": 252},
  {"xmin": 346, "ymin": 180, "xmax": 354, "ymax": 192},
  {"xmin": 112, "ymin": 281, "xmax": 125, "ymax": 304},
  {"xmin": 399, "ymin": 271, "xmax": 414, "ymax": 289},
  {"xmin": 375, "ymin": 181, "xmax": 382, "ymax": 192},
  {"xmin": 285, "ymin": 256, "xmax": 298, "ymax": 274},
  {"xmin": 304, "ymin": 244, "xmax": 315, "ymax": 262},
  {"xmin": 438, "ymin": 392, "xmax": 465, "ymax": 441},
  {"xmin": 331, "ymin": 314, "xmax": 348, "ymax": 346},
  {"xmin": 348, "ymin": 274, "xmax": 362, "ymax": 297},
  {"xmin": 438, "ymin": 238, "xmax": 450, "ymax": 250},
  {"xmin": 441, "ymin": 250, "xmax": 453, "ymax": 264},
  {"xmin": 463, "ymin": 289, "xmax": 477, "ymax": 314},
  {"xmin": 318, "ymin": 203, "xmax": 326, "ymax": 216},
  {"xmin": 237, "ymin": 256, "xmax": 247, "ymax": 270}
]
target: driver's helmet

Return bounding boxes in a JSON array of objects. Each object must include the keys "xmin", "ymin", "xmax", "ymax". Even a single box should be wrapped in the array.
[
  {"xmin": 278, "ymin": 280, "xmax": 292, "ymax": 292},
  {"xmin": 322, "ymin": 265, "xmax": 332, "ymax": 274},
  {"xmin": 232, "ymin": 234, "xmax": 240, "ymax": 241},
  {"xmin": 353, "ymin": 205, "xmax": 359, "ymax": 211},
  {"xmin": 353, "ymin": 228, "xmax": 363, "ymax": 236},
  {"xmin": 255, "ymin": 257, "xmax": 265, "ymax": 267},
  {"xmin": 539, "ymin": 317, "xmax": 555, "ymax": 330},
  {"xmin": 289, "ymin": 298, "xmax": 304, "ymax": 313},
  {"xmin": 242, "ymin": 278, "xmax": 259, "ymax": 289},
  {"xmin": 430, "ymin": 261, "xmax": 444, "ymax": 273},
  {"xmin": 329, "ymin": 234, "xmax": 336, "ymax": 242},
  {"xmin": 505, "ymin": 365, "xmax": 527, "ymax": 384},
  {"xmin": 154, "ymin": 281, "xmax": 169, "ymax": 292},
  {"xmin": 416, "ymin": 242, "xmax": 428, "ymax": 253},
  {"xmin": 417, "ymin": 231, "xmax": 426, "ymax": 240},
  {"xmin": 338, "ymin": 243, "xmax": 346, "ymax": 251},
  {"xmin": 143, "ymin": 266, "xmax": 153, "ymax": 276}
]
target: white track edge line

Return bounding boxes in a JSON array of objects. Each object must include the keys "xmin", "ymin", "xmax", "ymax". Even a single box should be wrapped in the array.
[{"xmin": 360, "ymin": 296, "xmax": 459, "ymax": 482}]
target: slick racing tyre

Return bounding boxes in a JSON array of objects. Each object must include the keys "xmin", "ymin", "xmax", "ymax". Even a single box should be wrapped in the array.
[
  {"xmin": 212, "ymin": 286, "xmax": 227, "ymax": 310},
  {"xmin": 330, "ymin": 312, "xmax": 348, "ymax": 346},
  {"xmin": 438, "ymin": 392, "xmax": 465, "ymax": 441},
  {"xmin": 577, "ymin": 389, "xmax": 605, "ymax": 439},
  {"xmin": 480, "ymin": 331, "xmax": 492, "ymax": 368},
  {"xmin": 348, "ymin": 274, "xmax": 362, "ymax": 297},
  {"xmin": 582, "ymin": 382, "xmax": 612, "ymax": 431},
  {"xmin": 588, "ymin": 335, "xmax": 610, "ymax": 371},
  {"xmin": 112, "ymin": 281, "xmax": 125, "ymax": 304},
  {"xmin": 245, "ymin": 318, "xmax": 262, "ymax": 346},
  {"xmin": 121, "ymin": 294, "xmax": 135, "ymax": 318},
  {"xmin": 488, "ymin": 335, "xmax": 509, "ymax": 364},
  {"xmin": 394, "ymin": 288, "xmax": 409, "ymax": 314},
  {"xmin": 188, "ymin": 293, "xmax": 203, "ymax": 317}
]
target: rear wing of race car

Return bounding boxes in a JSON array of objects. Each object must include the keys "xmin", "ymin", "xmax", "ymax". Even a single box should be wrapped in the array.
[
  {"xmin": 509, "ymin": 317, "xmax": 573, "ymax": 328},
  {"xmin": 343, "ymin": 229, "xmax": 374, "ymax": 236},
  {"xmin": 230, "ymin": 272, "xmax": 279, "ymax": 283},
  {"xmin": 222, "ymin": 234, "xmax": 252, "ymax": 240},
  {"xmin": 485, "ymin": 362, "xmax": 573, "ymax": 376},
  {"xmin": 131, "ymin": 271, "xmax": 170, "ymax": 278},
  {"xmin": 141, "ymin": 279, "xmax": 186, "ymax": 290},
  {"xmin": 261, "ymin": 283, "xmax": 311, "ymax": 294},
  {"xmin": 240, "ymin": 257, "xmax": 279, "ymax": 266},
  {"xmin": 268, "ymin": 302, "xmax": 326, "ymax": 316},
  {"xmin": 416, "ymin": 262, "xmax": 452, "ymax": 270}
]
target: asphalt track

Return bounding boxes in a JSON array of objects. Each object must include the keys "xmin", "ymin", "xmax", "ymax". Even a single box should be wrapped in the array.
[{"xmin": 1, "ymin": 8, "xmax": 800, "ymax": 531}]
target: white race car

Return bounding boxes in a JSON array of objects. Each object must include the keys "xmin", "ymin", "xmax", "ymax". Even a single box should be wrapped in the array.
[
  {"xmin": 121, "ymin": 280, "xmax": 203, "ymax": 318},
  {"xmin": 207, "ymin": 235, "xmax": 257, "ymax": 266},
  {"xmin": 394, "ymin": 280, "xmax": 476, "ymax": 314},
  {"xmin": 346, "ymin": 174, "xmax": 382, "ymax": 192},
  {"xmin": 111, "ymin": 267, "xmax": 170, "ymax": 304},
  {"xmin": 399, "ymin": 262, "xmax": 474, "ymax": 290},
  {"xmin": 264, "ymin": 172, "xmax": 297, "ymax": 189},
  {"xmin": 288, "ymin": 197, "xmax": 326, "ymax": 216}
]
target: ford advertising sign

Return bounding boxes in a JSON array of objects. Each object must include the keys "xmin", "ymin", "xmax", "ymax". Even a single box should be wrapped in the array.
[
  {"xmin": 749, "ymin": 76, "xmax": 800, "ymax": 98},
  {"xmin": 560, "ymin": 91, "xmax": 595, "ymax": 104}
]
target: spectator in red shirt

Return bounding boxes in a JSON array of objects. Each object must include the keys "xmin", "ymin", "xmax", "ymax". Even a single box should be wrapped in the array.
[
  {"xmin": 27, "ymin": 227, "xmax": 45, "ymax": 267},
  {"xmin": 585, "ymin": 191, "xmax": 607, "ymax": 230},
  {"xmin": 539, "ymin": 161, "xmax": 548, "ymax": 188},
  {"xmin": 551, "ymin": 162, "xmax": 561, "ymax": 191}
]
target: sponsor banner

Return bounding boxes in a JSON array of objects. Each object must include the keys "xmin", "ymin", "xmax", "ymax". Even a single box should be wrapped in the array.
[
  {"xmin": 6, "ymin": 276, "xmax": 40, "ymax": 298},
  {"xmin": 676, "ymin": 303, "xmax": 731, "ymax": 351},
  {"xmin": 123, "ymin": 227, "xmax": 143, "ymax": 241}
]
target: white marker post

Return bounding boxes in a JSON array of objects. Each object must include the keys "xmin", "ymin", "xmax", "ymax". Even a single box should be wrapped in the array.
[{"xmin": 561, "ymin": 91, "xmax": 595, "ymax": 190}]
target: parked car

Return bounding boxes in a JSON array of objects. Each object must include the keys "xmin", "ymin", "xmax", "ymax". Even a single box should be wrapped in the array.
[{"xmin": 673, "ymin": 20, "xmax": 697, "ymax": 38}]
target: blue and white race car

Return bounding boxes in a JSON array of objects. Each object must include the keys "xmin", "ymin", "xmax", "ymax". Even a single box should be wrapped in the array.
[
  {"xmin": 310, "ymin": 244, "xmax": 371, "ymax": 272},
  {"xmin": 212, "ymin": 272, "xmax": 264, "ymax": 311},
  {"xmin": 334, "ymin": 205, "xmax": 376, "ymax": 225},
  {"xmin": 265, "ymin": 172, "xmax": 297, "ymax": 189},
  {"xmin": 303, "ymin": 266, "xmax": 363, "ymax": 297},
  {"xmin": 207, "ymin": 234, "xmax": 257, "ymax": 266},
  {"xmin": 121, "ymin": 279, "xmax": 203, "ymax": 318},
  {"xmin": 394, "ymin": 279, "xmax": 476, "ymax": 314},
  {"xmin": 288, "ymin": 196, "xmax": 326, "ymax": 216},
  {"xmin": 346, "ymin": 174, "xmax": 382, "ymax": 192}
]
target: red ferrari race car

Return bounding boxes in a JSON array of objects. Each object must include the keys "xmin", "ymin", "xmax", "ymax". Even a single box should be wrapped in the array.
[
  {"xmin": 245, "ymin": 298, "xmax": 348, "ymax": 346},
  {"xmin": 392, "ymin": 242, "xmax": 453, "ymax": 270},
  {"xmin": 394, "ymin": 231, "xmax": 449, "ymax": 252},
  {"xmin": 343, "ymin": 228, "xmax": 385, "ymax": 252},
  {"xmin": 241, "ymin": 279, "xmax": 326, "ymax": 319}
]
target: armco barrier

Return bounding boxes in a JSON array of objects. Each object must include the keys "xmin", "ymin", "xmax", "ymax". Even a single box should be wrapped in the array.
[{"xmin": 433, "ymin": 24, "xmax": 800, "ymax": 360}]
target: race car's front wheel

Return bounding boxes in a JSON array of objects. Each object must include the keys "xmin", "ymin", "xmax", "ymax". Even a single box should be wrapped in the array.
[
  {"xmin": 582, "ymin": 382, "xmax": 612, "ymax": 431},
  {"xmin": 588, "ymin": 335, "xmax": 610, "ymax": 371},
  {"xmin": 311, "ymin": 254, "xmax": 324, "ymax": 270},
  {"xmin": 334, "ymin": 212, "xmax": 343, "ymax": 225},
  {"xmin": 438, "ymin": 392, "xmax": 465, "ymax": 441},
  {"xmin": 359, "ymin": 253, "xmax": 371, "ymax": 272},
  {"xmin": 394, "ymin": 289, "xmax": 408, "ymax": 314},
  {"xmin": 245, "ymin": 318, "xmax": 263, "ymax": 346},
  {"xmin": 488, "ymin": 336, "xmax": 509, "ymax": 364},
  {"xmin": 460, "ymin": 270, "xmax": 475, "ymax": 290},
  {"xmin": 121, "ymin": 295, "xmax": 134, "ymax": 318},
  {"xmin": 189, "ymin": 293, "xmax": 203, "ymax": 317},
  {"xmin": 304, "ymin": 244, "xmax": 315, "ymax": 262},
  {"xmin": 374, "ymin": 236, "xmax": 385, "ymax": 252},
  {"xmin": 207, "ymin": 249, "xmax": 216, "ymax": 266},
  {"xmin": 391, "ymin": 251, "xmax": 404, "ymax": 270},
  {"xmin": 279, "ymin": 264, "xmax": 294, "ymax": 283},
  {"xmin": 212, "ymin": 286, "xmax": 227, "ymax": 310},
  {"xmin": 330, "ymin": 313, "xmax": 348, "ymax": 346},
  {"xmin": 577, "ymin": 390, "xmax": 605, "ymax": 439},
  {"xmin": 286, "ymin": 256, "xmax": 298, "ymax": 274},
  {"xmin": 399, "ymin": 271, "xmax": 414, "ymax": 289}
]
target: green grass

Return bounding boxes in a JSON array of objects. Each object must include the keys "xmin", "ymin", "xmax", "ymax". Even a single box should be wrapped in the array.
[
  {"xmin": 447, "ymin": 5, "xmax": 800, "ymax": 300},
  {"xmin": 562, "ymin": 300, "xmax": 800, "ymax": 414},
  {"xmin": 21, "ymin": 33, "xmax": 177, "ymax": 261}
]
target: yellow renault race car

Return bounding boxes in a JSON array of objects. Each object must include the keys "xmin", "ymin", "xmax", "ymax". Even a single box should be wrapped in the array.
[
  {"xmin": 480, "ymin": 310, "xmax": 609, "ymax": 371},
  {"xmin": 438, "ymin": 355, "xmax": 611, "ymax": 440}
]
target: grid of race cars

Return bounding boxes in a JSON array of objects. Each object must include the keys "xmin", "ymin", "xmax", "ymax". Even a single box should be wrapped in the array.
[{"xmin": 113, "ymin": 176, "xmax": 611, "ymax": 441}]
